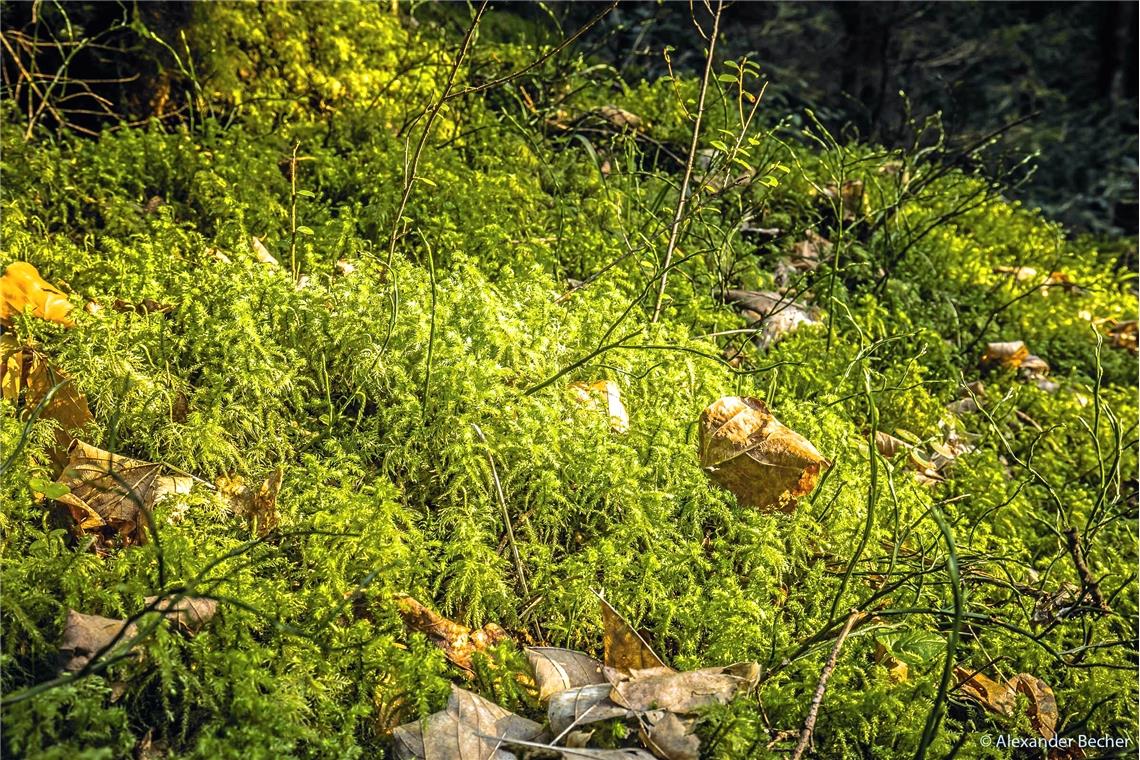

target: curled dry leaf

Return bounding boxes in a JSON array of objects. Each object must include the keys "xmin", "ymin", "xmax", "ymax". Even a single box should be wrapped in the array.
[
  {"xmin": 144, "ymin": 595, "xmax": 218, "ymax": 634},
  {"xmin": 570, "ymin": 381, "xmax": 629, "ymax": 433},
  {"xmin": 598, "ymin": 595, "xmax": 668, "ymax": 673},
  {"xmin": 250, "ymin": 236, "xmax": 279, "ymax": 267},
  {"xmin": 724, "ymin": 290, "xmax": 821, "ymax": 350},
  {"xmin": 53, "ymin": 440, "xmax": 161, "ymax": 545},
  {"xmin": 981, "ymin": 341, "xmax": 1029, "ymax": 369},
  {"xmin": 392, "ymin": 684, "xmax": 545, "ymax": 760},
  {"xmin": 640, "ymin": 712, "xmax": 699, "ymax": 760},
  {"xmin": 698, "ymin": 397, "xmax": 829, "ymax": 512},
  {"xmin": 526, "ymin": 647, "xmax": 608, "ymax": 701},
  {"xmin": 60, "ymin": 609, "xmax": 139, "ymax": 672},
  {"xmin": 596, "ymin": 105, "xmax": 643, "ymax": 131},
  {"xmin": 397, "ymin": 595, "xmax": 510, "ymax": 673},
  {"xmin": 1, "ymin": 335, "xmax": 94, "ymax": 467},
  {"xmin": 608, "ymin": 663, "xmax": 759, "ymax": 714},
  {"xmin": 954, "ymin": 666, "xmax": 1017, "ymax": 716},
  {"xmin": 215, "ymin": 468, "xmax": 282, "ymax": 535},
  {"xmin": 0, "ymin": 261, "xmax": 74, "ymax": 326},
  {"xmin": 1009, "ymin": 673, "xmax": 1059, "ymax": 739},
  {"xmin": 955, "ymin": 667, "xmax": 1058, "ymax": 740},
  {"xmin": 549, "ymin": 683, "xmax": 638, "ymax": 736}
]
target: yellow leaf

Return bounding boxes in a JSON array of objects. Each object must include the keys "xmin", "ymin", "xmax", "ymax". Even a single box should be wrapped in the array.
[
  {"xmin": 698, "ymin": 397, "xmax": 829, "ymax": 512},
  {"xmin": 0, "ymin": 262, "xmax": 74, "ymax": 326}
]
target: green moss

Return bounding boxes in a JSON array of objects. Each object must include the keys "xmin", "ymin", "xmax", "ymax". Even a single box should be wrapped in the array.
[{"xmin": 1, "ymin": 3, "xmax": 1135, "ymax": 758}]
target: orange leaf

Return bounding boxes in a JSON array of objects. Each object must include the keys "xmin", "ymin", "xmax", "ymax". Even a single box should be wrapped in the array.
[
  {"xmin": 1010, "ymin": 673, "xmax": 1059, "ymax": 739},
  {"xmin": 698, "ymin": 396, "xmax": 829, "ymax": 512},
  {"xmin": 395, "ymin": 595, "xmax": 509, "ymax": 672},
  {"xmin": 0, "ymin": 262, "xmax": 74, "ymax": 326},
  {"xmin": 598, "ymin": 594, "xmax": 668, "ymax": 673}
]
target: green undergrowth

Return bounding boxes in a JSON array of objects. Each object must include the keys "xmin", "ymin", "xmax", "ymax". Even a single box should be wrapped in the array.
[{"xmin": 1, "ymin": 3, "xmax": 1136, "ymax": 758}]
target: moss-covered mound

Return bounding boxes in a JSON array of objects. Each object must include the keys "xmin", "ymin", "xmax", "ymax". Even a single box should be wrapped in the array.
[{"xmin": 1, "ymin": 4, "xmax": 1136, "ymax": 758}]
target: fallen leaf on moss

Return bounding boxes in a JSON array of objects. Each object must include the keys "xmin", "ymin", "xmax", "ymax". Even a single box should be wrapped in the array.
[
  {"xmin": 548, "ymin": 683, "xmax": 638, "ymax": 736},
  {"xmin": 0, "ymin": 335, "xmax": 94, "ymax": 466},
  {"xmin": 526, "ymin": 647, "xmax": 608, "ymax": 701},
  {"xmin": 495, "ymin": 736, "xmax": 656, "ymax": 759},
  {"xmin": 153, "ymin": 475, "xmax": 194, "ymax": 503},
  {"xmin": 723, "ymin": 290, "xmax": 821, "ymax": 350},
  {"xmin": 53, "ymin": 441, "xmax": 161, "ymax": 545},
  {"xmin": 596, "ymin": 105, "xmax": 643, "ymax": 131},
  {"xmin": 570, "ymin": 381, "xmax": 629, "ymax": 433},
  {"xmin": 1009, "ymin": 673, "xmax": 1058, "ymax": 739},
  {"xmin": 640, "ymin": 712, "xmax": 699, "ymax": 760},
  {"xmin": 599, "ymin": 595, "xmax": 668, "ymax": 673},
  {"xmin": 0, "ymin": 261, "xmax": 74, "ymax": 326},
  {"xmin": 392, "ymin": 684, "xmax": 546, "ymax": 760},
  {"xmin": 823, "ymin": 180, "xmax": 866, "ymax": 221},
  {"xmin": 59, "ymin": 609, "xmax": 139, "ymax": 672},
  {"xmin": 397, "ymin": 595, "xmax": 510, "ymax": 673},
  {"xmin": 216, "ymin": 468, "xmax": 282, "ymax": 535},
  {"xmin": 251, "ymin": 236, "xmax": 279, "ymax": 267},
  {"xmin": 698, "ymin": 396, "xmax": 829, "ymax": 512},
  {"xmin": 144, "ymin": 595, "xmax": 218, "ymax": 634},
  {"xmin": 954, "ymin": 666, "xmax": 1017, "ymax": 716},
  {"xmin": 873, "ymin": 431, "xmax": 910, "ymax": 459},
  {"xmin": 111, "ymin": 298, "xmax": 174, "ymax": 316},
  {"xmin": 790, "ymin": 230, "xmax": 831, "ymax": 270},
  {"xmin": 1106, "ymin": 319, "xmax": 1137, "ymax": 354},
  {"xmin": 608, "ymin": 662, "xmax": 759, "ymax": 714},
  {"xmin": 981, "ymin": 341, "xmax": 1029, "ymax": 369},
  {"xmin": 955, "ymin": 667, "xmax": 1059, "ymax": 740}
]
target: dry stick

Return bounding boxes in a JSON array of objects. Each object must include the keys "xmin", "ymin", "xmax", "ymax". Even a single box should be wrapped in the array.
[
  {"xmin": 650, "ymin": 0, "xmax": 723, "ymax": 323},
  {"xmin": 471, "ymin": 424, "xmax": 540, "ymax": 640},
  {"xmin": 1063, "ymin": 526, "xmax": 1111, "ymax": 614},
  {"xmin": 288, "ymin": 142, "xmax": 300, "ymax": 280},
  {"xmin": 790, "ymin": 609, "xmax": 862, "ymax": 760}
]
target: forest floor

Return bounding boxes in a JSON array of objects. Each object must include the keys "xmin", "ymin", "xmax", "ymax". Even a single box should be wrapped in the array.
[{"xmin": 1, "ymin": 4, "xmax": 1137, "ymax": 759}]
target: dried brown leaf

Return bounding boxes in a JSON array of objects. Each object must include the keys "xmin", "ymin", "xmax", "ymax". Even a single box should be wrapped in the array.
[
  {"xmin": 953, "ymin": 666, "xmax": 1016, "ymax": 716},
  {"xmin": 1010, "ymin": 673, "xmax": 1059, "ymax": 739},
  {"xmin": 640, "ymin": 712, "xmax": 699, "ymax": 760},
  {"xmin": 392, "ymin": 684, "xmax": 545, "ymax": 760},
  {"xmin": 698, "ymin": 397, "xmax": 829, "ymax": 512},
  {"xmin": 216, "ymin": 468, "xmax": 282, "ymax": 535},
  {"xmin": 0, "ymin": 335, "xmax": 94, "ymax": 467},
  {"xmin": 144, "ymin": 596, "xmax": 218, "ymax": 633},
  {"xmin": 526, "ymin": 647, "xmax": 608, "ymax": 701},
  {"xmin": 570, "ymin": 381, "xmax": 629, "ymax": 433},
  {"xmin": 53, "ymin": 441, "xmax": 161, "ymax": 545},
  {"xmin": 496, "ymin": 737, "xmax": 656, "ymax": 760},
  {"xmin": 981, "ymin": 341, "xmax": 1029, "ymax": 369},
  {"xmin": 599, "ymin": 596, "xmax": 667, "ymax": 673},
  {"xmin": 596, "ymin": 105, "xmax": 643, "ymax": 131},
  {"xmin": 251, "ymin": 236, "xmax": 279, "ymax": 267},
  {"xmin": 608, "ymin": 663, "xmax": 758, "ymax": 714},
  {"xmin": 397, "ymin": 595, "xmax": 510, "ymax": 673},
  {"xmin": 59, "ymin": 609, "xmax": 139, "ymax": 673},
  {"xmin": 548, "ymin": 683, "xmax": 638, "ymax": 736}
]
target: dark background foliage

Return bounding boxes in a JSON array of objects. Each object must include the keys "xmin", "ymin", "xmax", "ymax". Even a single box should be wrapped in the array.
[
  {"xmin": 4, "ymin": 2, "xmax": 1136, "ymax": 238},
  {"xmin": 526, "ymin": 1, "xmax": 1139, "ymax": 237}
]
